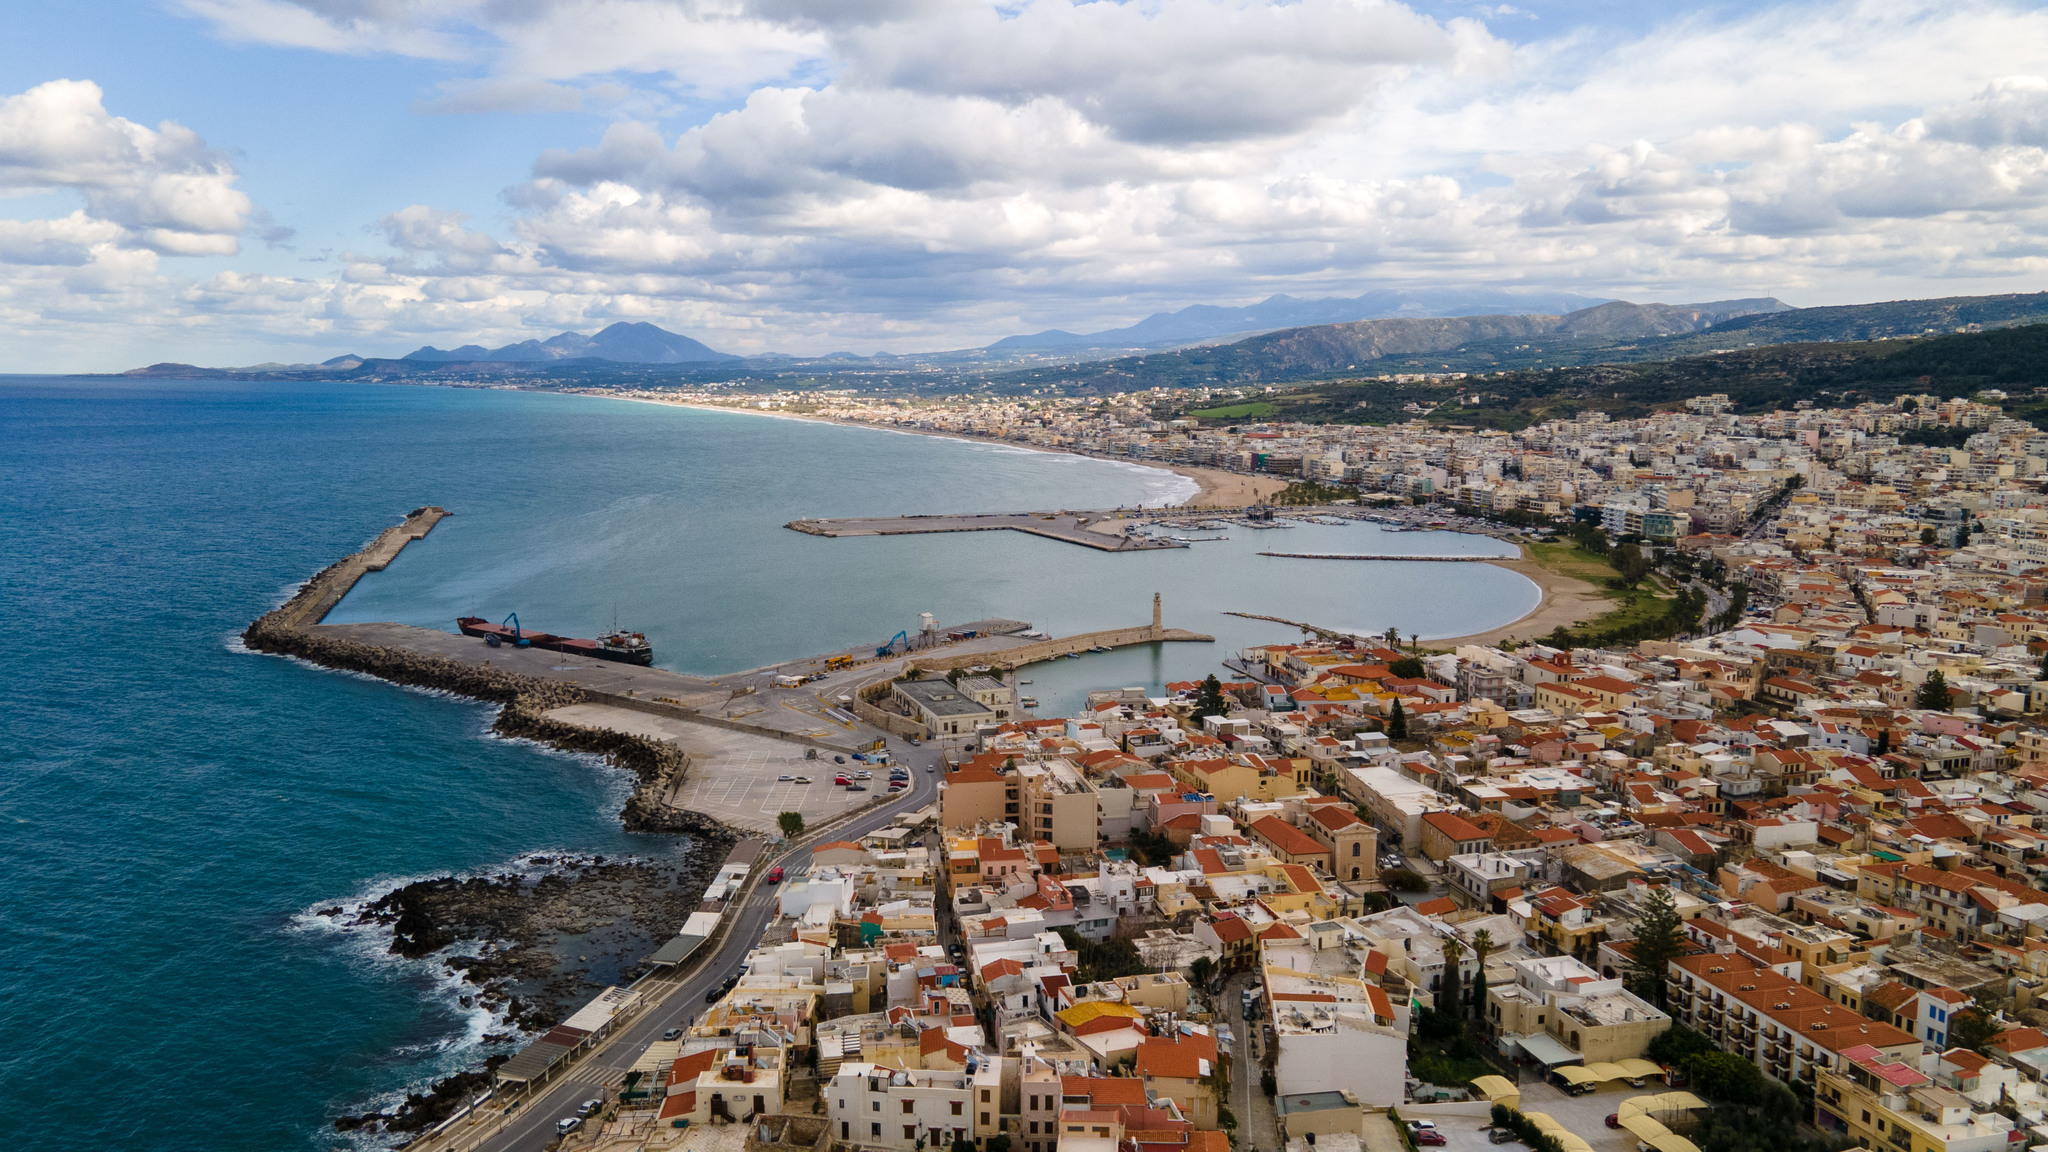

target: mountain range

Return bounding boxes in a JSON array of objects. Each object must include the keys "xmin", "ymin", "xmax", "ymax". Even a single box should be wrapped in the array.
[
  {"xmin": 985, "ymin": 288, "xmax": 1617, "ymax": 353},
  {"xmin": 400, "ymin": 321, "xmax": 738, "ymax": 364}
]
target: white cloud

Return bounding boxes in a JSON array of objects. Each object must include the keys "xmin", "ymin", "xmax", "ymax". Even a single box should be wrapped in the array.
[
  {"xmin": 0, "ymin": 79, "xmax": 251, "ymax": 257},
  {"xmin": 17, "ymin": 0, "xmax": 2048, "ymax": 371}
]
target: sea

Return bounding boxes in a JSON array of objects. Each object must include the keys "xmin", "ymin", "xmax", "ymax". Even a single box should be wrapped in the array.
[{"xmin": 0, "ymin": 377, "xmax": 1537, "ymax": 1151}]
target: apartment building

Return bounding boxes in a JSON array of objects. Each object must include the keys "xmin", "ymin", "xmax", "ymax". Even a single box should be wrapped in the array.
[
  {"xmin": 1667, "ymin": 953, "xmax": 1920, "ymax": 1088},
  {"xmin": 828, "ymin": 1059, "xmax": 1004, "ymax": 1152}
]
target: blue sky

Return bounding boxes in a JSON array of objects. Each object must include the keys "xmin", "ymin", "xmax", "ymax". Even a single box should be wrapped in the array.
[{"xmin": 4, "ymin": 0, "xmax": 2048, "ymax": 370}]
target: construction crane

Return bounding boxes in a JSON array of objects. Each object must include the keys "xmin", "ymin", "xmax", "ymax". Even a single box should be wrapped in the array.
[{"xmin": 876, "ymin": 630, "xmax": 909, "ymax": 657}]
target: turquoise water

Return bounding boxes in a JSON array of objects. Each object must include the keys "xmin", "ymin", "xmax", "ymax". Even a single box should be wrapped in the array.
[{"xmin": 0, "ymin": 378, "xmax": 1535, "ymax": 1150}]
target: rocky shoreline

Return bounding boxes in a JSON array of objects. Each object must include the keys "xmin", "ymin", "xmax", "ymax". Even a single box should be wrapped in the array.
[
  {"xmin": 241, "ymin": 515, "xmax": 743, "ymax": 1140},
  {"xmin": 325, "ymin": 847, "xmax": 731, "ymax": 1136}
]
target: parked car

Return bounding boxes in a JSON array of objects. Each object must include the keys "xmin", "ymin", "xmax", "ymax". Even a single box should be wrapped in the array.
[
  {"xmin": 792, "ymin": 776, "xmax": 811, "ymax": 784},
  {"xmin": 834, "ymin": 775, "xmax": 851, "ymax": 785},
  {"xmin": 847, "ymin": 784, "xmax": 867, "ymax": 792},
  {"xmin": 1407, "ymin": 1121, "xmax": 1437, "ymax": 1134},
  {"xmin": 777, "ymin": 774, "xmax": 794, "ymax": 781},
  {"xmin": 1414, "ymin": 1133, "xmax": 1446, "ymax": 1147},
  {"xmin": 854, "ymin": 770, "xmax": 872, "ymax": 779},
  {"xmin": 578, "ymin": 1098, "xmax": 604, "ymax": 1117},
  {"xmin": 851, "ymin": 752, "xmax": 869, "ymax": 762},
  {"xmin": 663, "ymin": 1028, "xmax": 683, "ymax": 1041},
  {"xmin": 766, "ymin": 866, "xmax": 785, "ymax": 884},
  {"xmin": 1487, "ymin": 1130, "xmax": 1520, "ymax": 1145},
  {"xmin": 833, "ymin": 755, "xmax": 846, "ymax": 763},
  {"xmin": 907, "ymin": 738, "xmax": 921, "ymax": 746},
  {"xmin": 557, "ymin": 1118, "xmax": 583, "ymax": 1135},
  {"xmin": 1605, "ymin": 1115, "xmax": 1620, "ymax": 1129}
]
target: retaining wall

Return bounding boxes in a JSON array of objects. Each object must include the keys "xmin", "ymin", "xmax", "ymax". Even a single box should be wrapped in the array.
[{"xmin": 904, "ymin": 624, "xmax": 1212, "ymax": 673}]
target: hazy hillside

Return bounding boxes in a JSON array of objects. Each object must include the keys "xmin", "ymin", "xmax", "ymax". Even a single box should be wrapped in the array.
[{"xmin": 987, "ymin": 287, "xmax": 1613, "ymax": 352}]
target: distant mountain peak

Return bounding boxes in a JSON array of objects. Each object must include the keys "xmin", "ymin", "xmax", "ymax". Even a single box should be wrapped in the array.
[
  {"xmin": 984, "ymin": 287, "xmax": 1618, "ymax": 354},
  {"xmin": 400, "ymin": 322, "xmax": 736, "ymax": 364}
]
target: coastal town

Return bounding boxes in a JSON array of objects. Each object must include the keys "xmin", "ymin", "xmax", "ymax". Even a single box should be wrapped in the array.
[{"xmin": 384, "ymin": 382, "xmax": 2048, "ymax": 1152}]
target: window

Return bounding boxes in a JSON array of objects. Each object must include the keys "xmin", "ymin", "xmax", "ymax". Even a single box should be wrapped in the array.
[
  {"xmin": 872, "ymin": 1124, "xmax": 882, "ymax": 1138},
  {"xmin": 982, "ymin": 1090, "xmax": 992, "ymax": 1103},
  {"xmin": 951, "ymin": 1101, "xmax": 964, "ymax": 1116},
  {"xmin": 839, "ymin": 1101, "xmax": 846, "ymax": 1110},
  {"xmin": 1351, "ymin": 842, "xmax": 1361, "ymax": 856},
  {"xmin": 906, "ymin": 1126, "xmax": 918, "ymax": 1139},
  {"xmin": 842, "ymin": 1123, "xmax": 850, "ymax": 1140},
  {"xmin": 983, "ymin": 1113, "xmax": 991, "ymax": 1126},
  {"xmin": 873, "ymin": 1101, "xmax": 882, "ymax": 1112},
  {"xmin": 904, "ymin": 1101, "xmax": 916, "ymax": 1114},
  {"xmin": 1030, "ymin": 1122, "xmax": 1039, "ymax": 1134}
]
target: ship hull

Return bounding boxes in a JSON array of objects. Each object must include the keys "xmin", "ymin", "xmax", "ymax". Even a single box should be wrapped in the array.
[{"xmin": 455, "ymin": 617, "xmax": 654, "ymax": 665}]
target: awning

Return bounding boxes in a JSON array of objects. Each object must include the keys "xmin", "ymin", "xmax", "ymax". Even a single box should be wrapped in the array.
[
  {"xmin": 1514, "ymin": 1032, "xmax": 1584, "ymax": 1068},
  {"xmin": 1555, "ymin": 1066, "xmax": 1602, "ymax": 1086},
  {"xmin": 1619, "ymin": 1115, "xmax": 1672, "ymax": 1142},
  {"xmin": 650, "ymin": 933, "xmax": 708, "ymax": 966},
  {"xmin": 1521, "ymin": 1113, "xmax": 1562, "ymax": 1133},
  {"xmin": 1647, "ymin": 1135, "xmax": 1701, "ymax": 1152},
  {"xmin": 1617, "ymin": 1058, "xmax": 1665, "ymax": 1080},
  {"xmin": 1470, "ymin": 1075, "xmax": 1520, "ymax": 1104},
  {"xmin": 495, "ymin": 1040, "xmax": 572, "ymax": 1085},
  {"xmin": 1584, "ymin": 1062, "xmax": 1631, "ymax": 1082}
]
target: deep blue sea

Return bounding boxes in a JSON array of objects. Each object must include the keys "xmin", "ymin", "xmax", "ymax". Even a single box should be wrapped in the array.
[{"xmin": 0, "ymin": 378, "xmax": 1535, "ymax": 1151}]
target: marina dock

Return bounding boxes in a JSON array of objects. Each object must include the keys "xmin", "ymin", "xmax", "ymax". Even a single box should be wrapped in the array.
[
  {"xmin": 788, "ymin": 511, "xmax": 1181, "ymax": 551},
  {"xmin": 1257, "ymin": 551, "xmax": 1495, "ymax": 561}
]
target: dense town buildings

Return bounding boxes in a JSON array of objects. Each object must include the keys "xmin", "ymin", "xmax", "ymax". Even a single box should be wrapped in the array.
[{"xmin": 564, "ymin": 386, "xmax": 2048, "ymax": 1152}]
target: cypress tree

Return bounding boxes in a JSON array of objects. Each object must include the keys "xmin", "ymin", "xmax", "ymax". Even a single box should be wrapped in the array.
[{"xmin": 1625, "ymin": 885, "xmax": 1684, "ymax": 1009}]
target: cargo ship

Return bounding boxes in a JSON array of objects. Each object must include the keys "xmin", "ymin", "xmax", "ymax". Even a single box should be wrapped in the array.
[{"xmin": 456, "ymin": 614, "xmax": 654, "ymax": 666}]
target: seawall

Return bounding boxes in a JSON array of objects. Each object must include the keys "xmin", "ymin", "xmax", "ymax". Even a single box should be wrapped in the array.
[
  {"xmin": 903, "ymin": 622, "xmax": 1213, "ymax": 674},
  {"xmin": 241, "ymin": 509, "xmax": 727, "ymax": 838}
]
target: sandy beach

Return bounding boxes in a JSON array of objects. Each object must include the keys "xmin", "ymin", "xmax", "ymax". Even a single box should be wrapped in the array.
[
  {"xmin": 1432, "ymin": 546, "xmax": 1614, "ymax": 648},
  {"xmin": 600, "ymin": 393, "xmax": 1283, "ymax": 509}
]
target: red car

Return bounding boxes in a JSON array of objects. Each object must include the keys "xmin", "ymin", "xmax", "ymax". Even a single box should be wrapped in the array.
[
  {"xmin": 833, "ymin": 775, "xmax": 852, "ymax": 786},
  {"xmin": 1414, "ymin": 1132, "xmax": 1446, "ymax": 1146},
  {"xmin": 766, "ymin": 866, "xmax": 784, "ymax": 884},
  {"xmin": 1605, "ymin": 1115, "xmax": 1620, "ymax": 1129}
]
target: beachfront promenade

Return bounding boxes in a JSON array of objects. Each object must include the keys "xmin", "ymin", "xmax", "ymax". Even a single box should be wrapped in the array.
[{"xmin": 788, "ymin": 510, "xmax": 1183, "ymax": 551}]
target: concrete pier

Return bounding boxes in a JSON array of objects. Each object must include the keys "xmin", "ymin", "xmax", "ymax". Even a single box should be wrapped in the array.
[
  {"xmin": 789, "ymin": 511, "xmax": 1182, "ymax": 552},
  {"xmin": 274, "ymin": 505, "xmax": 449, "ymax": 628},
  {"xmin": 1257, "ymin": 551, "xmax": 1492, "ymax": 561}
]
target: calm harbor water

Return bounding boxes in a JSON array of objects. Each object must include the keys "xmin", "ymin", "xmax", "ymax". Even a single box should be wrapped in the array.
[{"xmin": 0, "ymin": 378, "xmax": 1535, "ymax": 1151}]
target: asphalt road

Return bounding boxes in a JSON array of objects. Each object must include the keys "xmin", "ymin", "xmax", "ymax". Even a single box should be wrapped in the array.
[{"xmin": 433, "ymin": 735, "xmax": 948, "ymax": 1152}]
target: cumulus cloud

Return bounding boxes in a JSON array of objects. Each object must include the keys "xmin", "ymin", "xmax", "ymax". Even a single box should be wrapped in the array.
[
  {"xmin": 19, "ymin": 0, "xmax": 2048, "ymax": 371},
  {"xmin": 0, "ymin": 79, "xmax": 251, "ymax": 258}
]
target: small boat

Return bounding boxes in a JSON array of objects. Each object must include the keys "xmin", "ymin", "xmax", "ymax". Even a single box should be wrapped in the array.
[{"xmin": 1020, "ymin": 697, "xmax": 1039, "ymax": 708}]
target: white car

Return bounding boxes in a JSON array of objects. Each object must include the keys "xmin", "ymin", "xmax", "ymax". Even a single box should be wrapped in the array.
[
  {"xmin": 778, "ymin": 774, "xmax": 794, "ymax": 781},
  {"xmin": 557, "ymin": 1117, "xmax": 583, "ymax": 1135}
]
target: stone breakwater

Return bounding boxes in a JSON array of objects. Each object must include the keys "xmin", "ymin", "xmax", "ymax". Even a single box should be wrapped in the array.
[{"xmin": 239, "ymin": 509, "xmax": 731, "ymax": 838}]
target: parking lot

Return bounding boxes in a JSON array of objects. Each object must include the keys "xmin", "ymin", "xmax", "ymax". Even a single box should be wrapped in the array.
[
  {"xmin": 1424, "ymin": 1080, "xmax": 1651, "ymax": 1152},
  {"xmin": 544, "ymin": 703, "xmax": 900, "ymax": 834}
]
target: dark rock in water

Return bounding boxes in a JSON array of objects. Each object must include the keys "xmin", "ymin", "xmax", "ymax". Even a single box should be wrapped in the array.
[{"xmin": 318, "ymin": 906, "xmax": 343, "ymax": 917}]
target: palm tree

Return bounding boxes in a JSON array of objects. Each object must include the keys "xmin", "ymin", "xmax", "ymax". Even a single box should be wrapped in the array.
[
  {"xmin": 1469, "ymin": 929, "xmax": 1495, "ymax": 1022},
  {"xmin": 1440, "ymin": 935, "xmax": 1465, "ymax": 1018}
]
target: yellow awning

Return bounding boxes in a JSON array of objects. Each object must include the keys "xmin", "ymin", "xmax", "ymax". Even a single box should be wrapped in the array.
[
  {"xmin": 1521, "ymin": 1113, "xmax": 1562, "ymax": 1133},
  {"xmin": 1616, "ymin": 1099, "xmax": 1647, "ymax": 1121},
  {"xmin": 1647, "ymin": 1135, "xmax": 1701, "ymax": 1152},
  {"xmin": 1470, "ymin": 1075, "xmax": 1520, "ymax": 1103},
  {"xmin": 1553, "ymin": 1136, "xmax": 1594, "ymax": 1152},
  {"xmin": 1555, "ymin": 1066, "xmax": 1601, "ymax": 1085},
  {"xmin": 1618, "ymin": 1058, "xmax": 1665, "ymax": 1080},
  {"xmin": 1619, "ymin": 1115, "xmax": 1672, "ymax": 1142},
  {"xmin": 1650, "ymin": 1091, "xmax": 1708, "ymax": 1112},
  {"xmin": 1584, "ymin": 1062, "xmax": 1631, "ymax": 1082}
]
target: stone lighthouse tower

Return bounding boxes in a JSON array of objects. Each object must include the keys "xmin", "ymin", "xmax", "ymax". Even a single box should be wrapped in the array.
[{"xmin": 1152, "ymin": 592, "xmax": 1163, "ymax": 639}]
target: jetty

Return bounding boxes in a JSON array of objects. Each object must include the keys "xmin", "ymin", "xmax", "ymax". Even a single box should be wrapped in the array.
[
  {"xmin": 271, "ymin": 505, "xmax": 450, "ymax": 628},
  {"xmin": 788, "ymin": 511, "xmax": 1181, "ymax": 552},
  {"xmin": 1257, "ymin": 551, "xmax": 1496, "ymax": 562}
]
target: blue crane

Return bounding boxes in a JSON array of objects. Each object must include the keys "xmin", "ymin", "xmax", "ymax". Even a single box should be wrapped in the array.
[
  {"xmin": 504, "ymin": 612, "xmax": 529, "ymax": 646},
  {"xmin": 876, "ymin": 630, "xmax": 909, "ymax": 657}
]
